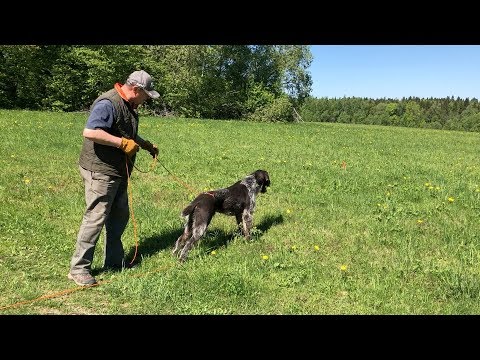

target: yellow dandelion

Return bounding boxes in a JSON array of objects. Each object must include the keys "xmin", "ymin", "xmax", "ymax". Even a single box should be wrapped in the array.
[
  {"xmin": 286, "ymin": 209, "xmax": 291, "ymax": 214},
  {"xmin": 425, "ymin": 182, "xmax": 431, "ymax": 187},
  {"xmin": 210, "ymin": 250, "xmax": 217, "ymax": 255},
  {"xmin": 261, "ymin": 255, "xmax": 269, "ymax": 260},
  {"xmin": 314, "ymin": 245, "xmax": 320, "ymax": 251},
  {"xmin": 428, "ymin": 186, "xmax": 434, "ymax": 190},
  {"xmin": 417, "ymin": 219, "xmax": 423, "ymax": 224},
  {"xmin": 448, "ymin": 197, "xmax": 455, "ymax": 203},
  {"xmin": 291, "ymin": 245, "xmax": 297, "ymax": 251},
  {"xmin": 435, "ymin": 186, "xmax": 440, "ymax": 191},
  {"xmin": 24, "ymin": 178, "xmax": 31, "ymax": 184},
  {"xmin": 340, "ymin": 264, "xmax": 348, "ymax": 271}
]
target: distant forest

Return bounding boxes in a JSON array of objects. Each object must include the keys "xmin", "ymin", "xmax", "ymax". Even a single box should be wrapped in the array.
[{"xmin": 300, "ymin": 96, "xmax": 480, "ymax": 132}]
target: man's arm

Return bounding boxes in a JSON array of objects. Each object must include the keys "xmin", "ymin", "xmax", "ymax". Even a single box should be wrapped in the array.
[
  {"xmin": 83, "ymin": 128, "xmax": 123, "ymax": 148},
  {"xmin": 135, "ymin": 134, "xmax": 159, "ymax": 157},
  {"xmin": 83, "ymin": 100, "xmax": 138, "ymax": 157}
]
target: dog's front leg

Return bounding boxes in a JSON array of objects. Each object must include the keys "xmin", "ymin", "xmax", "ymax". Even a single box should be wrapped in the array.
[
  {"xmin": 241, "ymin": 210, "xmax": 253, "ymax": 240},
  {"xmin": 235, "ymin": 213, "xmax": 250, "ymax": 240}
]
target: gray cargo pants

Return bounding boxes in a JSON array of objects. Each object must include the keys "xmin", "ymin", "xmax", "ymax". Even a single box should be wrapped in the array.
[{"xmin": 70, "ymin": 166, "xmax": 129, "ymax": 275}]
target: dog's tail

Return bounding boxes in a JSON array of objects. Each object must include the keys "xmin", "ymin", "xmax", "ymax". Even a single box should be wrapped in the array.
[
  {"xmin": 180, "ymin": 203, "xmax": 198, "ymax": 233},
  {"xmin": 181, "ymin": 203, "xmax": 197, "ymax": 218},
  {"xmin": 181, "ymin": 194, "xmax": 208, "ymax": 217}
]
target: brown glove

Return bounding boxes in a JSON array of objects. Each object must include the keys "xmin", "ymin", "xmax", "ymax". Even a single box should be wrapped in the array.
[
  {"xmin": 118, "ymin": 137, "xmax": 139, "ymax": 158},
  {"xmin": 141, "ymin": 140, "xmax": 159, "ymax": 158}
]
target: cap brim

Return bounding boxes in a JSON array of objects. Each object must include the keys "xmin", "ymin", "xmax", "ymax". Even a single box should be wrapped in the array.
[{"xmin": 145, "ymin": 89, "xmax": 160, "ymax": 99}]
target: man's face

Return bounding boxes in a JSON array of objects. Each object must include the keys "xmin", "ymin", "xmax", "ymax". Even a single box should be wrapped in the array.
[{"xmin": 133, "ymin": 86, "xmax": 151, "ymax": 105}]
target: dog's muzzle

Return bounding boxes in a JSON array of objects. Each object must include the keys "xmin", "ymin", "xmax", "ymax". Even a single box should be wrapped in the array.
[{"xmin": 261, "ymin": 180, "xmax": 270, "ymax": 193}]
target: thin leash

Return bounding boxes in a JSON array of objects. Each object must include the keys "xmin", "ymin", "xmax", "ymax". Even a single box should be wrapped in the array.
[
  {"xmin": 0, "ymin": 154, "xmax": 209, "ymax": 312},
  {"xmin": 155, "ymin": 158, "xmax": 215, "ymax": 197},
  {"xmin": 125, "ymin": 153, "xmax": 160, "ymax": 265},
  {"xmin": 0, "ymin": 263, "xmax": 176, "ymax": 312},
  {"xmin": 156, "ymin": 160, "xmax": 202, "ymax": 195},
  {"xmin": 124, "ymin": 153, "xmax": 208, "ymax": 265},
  {"xmin": 125, "ymin": 156, "xmax": 140, "ymax": 265},
  {"xmin": 128, "ymin": 152, "xmax": 203, "ymax": 195}
]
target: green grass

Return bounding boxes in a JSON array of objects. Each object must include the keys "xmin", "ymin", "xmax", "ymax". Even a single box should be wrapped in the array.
[{"xmin": 1, "ymin": 109, "xmax": 479, "ymax": 314}]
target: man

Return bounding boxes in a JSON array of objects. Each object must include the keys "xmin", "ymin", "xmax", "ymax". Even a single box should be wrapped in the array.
[{"xmin": 68, "ymin": 70, "xmax": 160, "ymax": 286}]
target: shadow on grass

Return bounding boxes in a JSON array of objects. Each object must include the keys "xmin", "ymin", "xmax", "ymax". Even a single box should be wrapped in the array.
[
  {"xmin": 106, "ymin": 213, "xmax": 285, "ymax": 271},
  {"xmin": 199, "ymin": 213, "xmax": 284, "ymax": 253}
]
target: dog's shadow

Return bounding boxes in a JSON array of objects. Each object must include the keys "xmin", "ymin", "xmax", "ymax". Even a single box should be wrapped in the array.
[{"xmin": 123, "ymin": 213, "xmax": 284, "ymax": 266}]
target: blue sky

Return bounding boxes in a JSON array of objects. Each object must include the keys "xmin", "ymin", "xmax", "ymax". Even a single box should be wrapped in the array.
[{"xmin": 309, "ymin": 45, "xmax": 480, "ymax": 100}]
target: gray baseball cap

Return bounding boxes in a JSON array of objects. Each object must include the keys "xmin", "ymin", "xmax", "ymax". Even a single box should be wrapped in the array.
[{"xmin": 126, "ymin": 70, "xmax": 160, "ymax": 99}]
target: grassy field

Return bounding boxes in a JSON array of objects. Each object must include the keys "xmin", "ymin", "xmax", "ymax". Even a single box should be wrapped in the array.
[{"xmin": 0, "ymin": 109, "xmax": 479, "ymax": 315}]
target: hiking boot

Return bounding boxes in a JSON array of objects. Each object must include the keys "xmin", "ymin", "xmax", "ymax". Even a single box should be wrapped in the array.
[{"xmin": 67, "ymin": 272, "xmax": 97, "ymax": 286}]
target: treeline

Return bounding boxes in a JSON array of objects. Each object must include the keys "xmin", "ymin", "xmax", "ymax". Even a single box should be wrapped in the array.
[
  {"xmin": 2, "ymin": 45, "xmax": 479, "ymax": 131},
  {"xmin": 0, "ymin": 45, "xmax": 312, "ymax": 122},
  {"xmin": 299, "ymin": 96, "xmax": 480, "ymax": 132}
]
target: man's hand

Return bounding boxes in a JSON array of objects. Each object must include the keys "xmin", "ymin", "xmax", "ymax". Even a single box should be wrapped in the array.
[
  {"xmin": 118, "ymin": 137, "xmax": 139, "ymax": 158},
  {"xmin": 142, "ymin": 140, "xmax": 159, "ymax": 158}
]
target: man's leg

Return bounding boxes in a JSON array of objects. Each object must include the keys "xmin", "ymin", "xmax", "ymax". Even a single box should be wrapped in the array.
[
  {"xmin": 103, "ymin": 178, "xmax": 129, "ymax": 269},
  {"xmin": 70, "ymin": 166, "xmax": 120, "ymax": 275}
]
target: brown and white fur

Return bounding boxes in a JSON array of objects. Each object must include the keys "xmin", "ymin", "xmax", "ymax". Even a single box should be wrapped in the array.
[{"xmin": 173, "ymin": 170, "xmax": 270, "ymax": 261}]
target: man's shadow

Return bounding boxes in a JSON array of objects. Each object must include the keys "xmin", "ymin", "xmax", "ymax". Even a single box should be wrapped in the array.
[{"xmin": 123, "ymin": 213, "xmax": 284, "ymax": 266}]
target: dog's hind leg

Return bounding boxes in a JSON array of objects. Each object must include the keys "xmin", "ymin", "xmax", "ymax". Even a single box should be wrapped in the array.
[
  {"xmin": 173, "ymin": 230, "xmax": 189, "ymax": 256},
  {"xmin": 173, "ymin": 216, "xmax": 192, "ymax": 256},
  {"xmin": 235, "ymin": 213, "xmax": 246, "ymax": 238},
  {"xmin": 178, "ymin": 222, "xmax": 207, "ymax": 262}
]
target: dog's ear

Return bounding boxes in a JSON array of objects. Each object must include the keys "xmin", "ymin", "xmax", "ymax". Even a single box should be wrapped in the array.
[{"xmin": 264, "ymin": 172, "xmax": 270, "ymax": 187}]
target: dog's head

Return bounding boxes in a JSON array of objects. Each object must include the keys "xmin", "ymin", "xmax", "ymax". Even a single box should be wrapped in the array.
[{"xmin": 252, "ymin": 170, "xmax": 270, "ymax": 193}]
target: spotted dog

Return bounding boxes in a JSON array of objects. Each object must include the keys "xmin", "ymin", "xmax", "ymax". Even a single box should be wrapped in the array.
[{"xmin": 173, "ymin": 170, "xmax": 271, "ymax": 261}]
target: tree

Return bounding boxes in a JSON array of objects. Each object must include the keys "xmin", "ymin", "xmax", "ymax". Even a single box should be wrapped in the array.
[{"xmin": 274, "ymin": 45, "xmax": 313, "ymax": 108}]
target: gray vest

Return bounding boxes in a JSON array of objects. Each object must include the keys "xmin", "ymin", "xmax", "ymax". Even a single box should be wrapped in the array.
[{"xmin": 78, "ymin": 88, "xmax": 139, "ymax": 177}]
